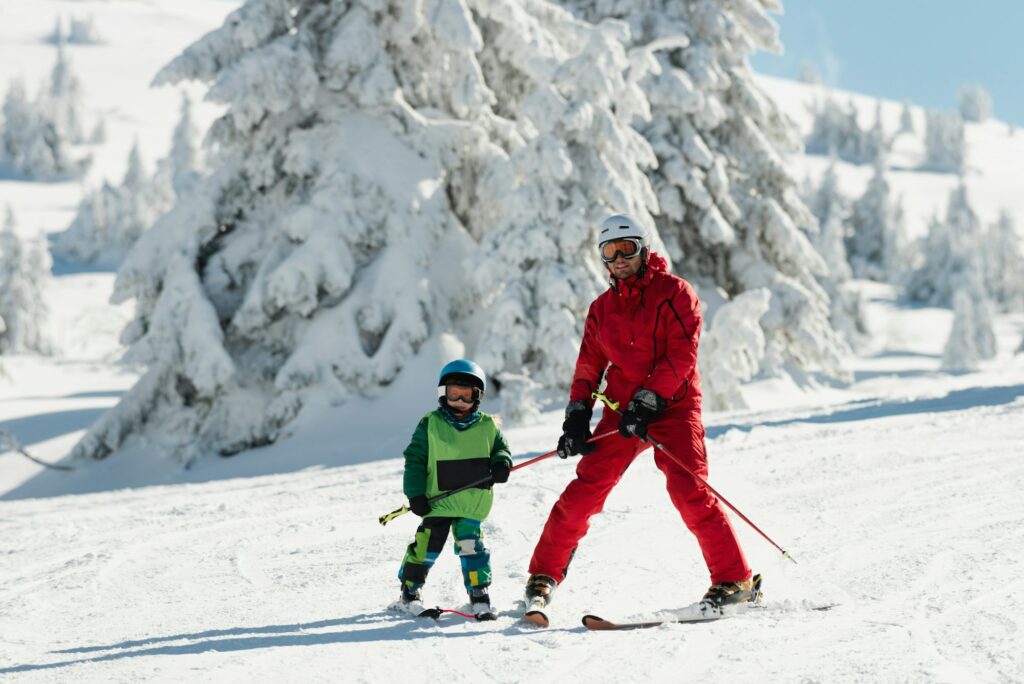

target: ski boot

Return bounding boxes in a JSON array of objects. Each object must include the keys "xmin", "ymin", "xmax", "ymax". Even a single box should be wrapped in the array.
[
  {"xmin": 522, "ymin": 574, "xmax": 557, "ymax": 627},
  {"xmin": 469, "ymin": 587, "xmax": 497, "ymax": 621},
  {"xmin": 399, "ymin": 584, "xmax": 440, "ymax": 619},
  {"xmin": 699, "ymin": 573, "xmax": 762, "ymax": 613}
]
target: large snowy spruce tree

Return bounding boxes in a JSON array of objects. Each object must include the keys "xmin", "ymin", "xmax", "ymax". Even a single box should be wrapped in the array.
[
  {"xmin": 562, "ymin": 0, "xmax": 850, "ymax": 380},
  {"xmin": 72, "ymin": 0, "xmax": 655, "ymax": 462}
]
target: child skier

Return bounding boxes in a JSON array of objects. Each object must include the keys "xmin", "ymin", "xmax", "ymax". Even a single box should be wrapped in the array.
[{"xmin": 397, "ymin": 359, "xmax": 512, "ymax": 620}]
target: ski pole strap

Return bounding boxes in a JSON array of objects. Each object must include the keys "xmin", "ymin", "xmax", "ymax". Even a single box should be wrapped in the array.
[
  {"xmin": 591, "ymin": 392, "xmax": 620, "ymax": 411},
  {"xmin": 379, "ymin": 504, "xmax": 410, "ymax": 526}
]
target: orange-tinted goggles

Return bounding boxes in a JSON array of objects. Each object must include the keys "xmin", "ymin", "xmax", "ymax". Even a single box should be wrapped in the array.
[
  {"xmin": 444, "ymin": 385, "xmax": 479, "ymax": 404},
  {"xmin": 600, "ymin": 238, "xmax": 642, "ymax": 263}
]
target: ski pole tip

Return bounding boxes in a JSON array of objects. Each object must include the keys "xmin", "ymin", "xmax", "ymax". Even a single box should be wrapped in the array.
[{"xmin": 782, "ymin": 550, "xmax": 798, "ymax": 565}]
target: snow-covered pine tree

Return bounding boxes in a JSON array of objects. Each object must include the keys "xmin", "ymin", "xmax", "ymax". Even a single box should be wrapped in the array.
[
  {"xmin": 157, "ymin": 92, "xmax": 202, "ymax": 198},
  {"xmin": 847, "ymin": 152, "xmax": 904, "ymax": 282},
  {"xmin": 469, "ymin": 6, "xmax": 658, "ymax": 390},
  {"xmin": 898, "ymin": 100, "xmax": 914, "ymax": 134},
  {"xmin": 698, "ymin": 288, "xmax": 770, "ymax": 411},
  {"xmin": 0, "ymin": 45, "xmax": 90, "ymax": 179},
  {"xmin": 68, "ymin": 15, "xmax": 104, "ymax": 45},
  {"xmin": 906, "ymin": 183, "xmax": 983, "ymax": 306},
  {"xmin": 563, "ymin": 0, "xmax": 850, "ymax": 384},
  {"xmin": 806, "ymin": 97, "xmax": 861, "ymax": 161},
  {"xmin": 53, "ymin": 141, "xmax": 167, "ymax": 265},
  {"xmin": 941, "ymin": 289, "xmax": 980, "ymax": 372},
  {"xmin": 958, "ymin": 84, "xmax": 992, "ymax": 123},
  {"xmin": 0, "ymin": 207, "xmax": 52, "ymax": 354},
  {"xmin": 73, "ymin": 0, "xmax": 645, "ymax": 461},
  {"xmin": 921, "ymin": 110, "xmax": 965, "ymax": 174},
  {"xmin": 982, "ymin": 210, "xmax": 1024, "ymax": 312}
]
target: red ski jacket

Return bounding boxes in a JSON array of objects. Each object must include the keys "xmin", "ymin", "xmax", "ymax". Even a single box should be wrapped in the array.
[{"xmin": 569, "ymin": 252, "xmax": 703, "ymax": 412}]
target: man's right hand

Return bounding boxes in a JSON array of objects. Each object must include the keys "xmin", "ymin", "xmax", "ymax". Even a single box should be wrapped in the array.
[
  {"xmin": 409, "ymin": 495, "xmax": 431, "ymax": 517},
  {"xmin": 557, "ymin": 400, "xmax": 595, "ymax": 458}
]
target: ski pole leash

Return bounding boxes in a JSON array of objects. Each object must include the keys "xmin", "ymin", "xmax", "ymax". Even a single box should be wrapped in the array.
[
  {"xmin": 592, "ymin": 392, "xmax": 797, "ymax": 564},
  {"xmin": 378, "ymin": 429, "xmax": 618, "ymax": 526}
]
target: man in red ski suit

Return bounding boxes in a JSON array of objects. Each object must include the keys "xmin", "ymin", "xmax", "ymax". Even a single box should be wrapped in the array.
[{"xmin": 524, "ymin": 214, "xmax": 753, "ymax": 609}]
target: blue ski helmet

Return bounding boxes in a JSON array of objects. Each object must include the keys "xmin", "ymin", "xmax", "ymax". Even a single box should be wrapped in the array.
[{"xmin": 438, "ymin": 359, "xmax": 486, "ymax": 394}]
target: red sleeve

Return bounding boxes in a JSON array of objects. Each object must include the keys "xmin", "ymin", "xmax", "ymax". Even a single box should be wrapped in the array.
[
  {"xmin": 568, "ymin": 301, "xmax": 608, "ymax": 405},
  {"xmin": 644, "ymin": 280, "xmax": 701, "ymax": 400}
]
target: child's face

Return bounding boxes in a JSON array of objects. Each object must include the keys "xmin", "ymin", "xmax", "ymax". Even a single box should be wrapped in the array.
[{"xmin": 444, "ymin": 384, "xmax": 476, "ymax": 416}]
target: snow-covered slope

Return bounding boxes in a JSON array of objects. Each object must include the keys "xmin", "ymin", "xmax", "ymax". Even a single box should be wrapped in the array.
[{"xmin": 2, "ymin": 286, "xmax": 1023, "ymax": 682}]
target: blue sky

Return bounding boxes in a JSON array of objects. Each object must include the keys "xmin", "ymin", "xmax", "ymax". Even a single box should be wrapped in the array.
[{"xmin": 750, "ymin": 1, "xmax": 1024, "ymax": 126}]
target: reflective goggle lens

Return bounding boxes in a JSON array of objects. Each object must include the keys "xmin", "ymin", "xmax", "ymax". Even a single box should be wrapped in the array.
[
  {"xmin": 600, "ymin": 238, "xmax": 641, "ymax": 263},
  {"xmin": 445, "ymin": 385, "xmax": 477, "ymax": 404}
]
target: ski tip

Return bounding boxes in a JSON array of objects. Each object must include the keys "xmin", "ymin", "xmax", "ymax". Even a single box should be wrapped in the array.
[
  {"xmin": 581, "ymin": 614, "xmax": 617, "ymax": 630},
  {"xmin": 522, "ymin": 610, "xmax": 550, "ymax": 628},
  {"xmin": 417, "ymin": 607, "xmax": 443, "ymax": 620},
  {"xmin": 475, "ymin": 611, "xmax": 498, "ymax": 622}
]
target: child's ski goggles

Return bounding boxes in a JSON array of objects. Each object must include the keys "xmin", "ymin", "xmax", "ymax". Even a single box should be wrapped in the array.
[
  {"xmin": 440, "ymin": 384, "xmax": 481, "ymax": 404},
  {"xmin": 599, "ymin": 237, "xmax": 643, "ymax": 263}
]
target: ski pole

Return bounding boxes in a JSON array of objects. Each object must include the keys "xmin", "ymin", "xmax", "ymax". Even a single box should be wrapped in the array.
[
  {"xmin": 378, "ymin": 429, "xmax": 618, "ymax": 526},
  {"xmin": 592, "ymin": 392, "xmax": 797, "ymax": 564}
]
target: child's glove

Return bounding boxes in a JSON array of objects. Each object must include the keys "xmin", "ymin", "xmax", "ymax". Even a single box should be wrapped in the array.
[
  {"xmin": 409, "ymin": 495, "xmax": 431, "ymax": 517},
  {"xmin": 490, "ymin": 461, "xmax": 511, "ymax": 484}
]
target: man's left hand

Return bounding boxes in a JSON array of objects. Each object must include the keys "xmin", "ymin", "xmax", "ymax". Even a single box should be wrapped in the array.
[{"xmin": 618, "ymin": 389, "xmax": 667, "ymax": 440}]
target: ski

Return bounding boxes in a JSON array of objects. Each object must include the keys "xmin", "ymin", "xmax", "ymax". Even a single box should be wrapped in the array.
[{"xmin": 582, "ymin": 603, "xmax": 839, "ymax": 631}]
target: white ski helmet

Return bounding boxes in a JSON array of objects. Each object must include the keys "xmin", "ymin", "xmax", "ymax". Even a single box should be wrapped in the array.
[{"xmin": 598, "ymin": 214, "xmax": 647, "ymax": 247}]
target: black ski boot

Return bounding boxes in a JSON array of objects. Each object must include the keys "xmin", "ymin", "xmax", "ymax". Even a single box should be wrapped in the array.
[
  {"xmin": 700, "ymin": 573, "xmax": 762, "ymax": 609},
  {"xmin": 469, "ymin": 588, "xmax": 497, "ymax": 621}
]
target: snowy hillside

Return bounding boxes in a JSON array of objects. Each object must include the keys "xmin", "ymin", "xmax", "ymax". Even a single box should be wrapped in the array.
[{"xmin": 2, "ymin": 287, "xmax": 1023, "ymax": 682}]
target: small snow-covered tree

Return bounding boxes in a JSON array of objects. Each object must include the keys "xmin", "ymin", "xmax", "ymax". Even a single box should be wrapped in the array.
[
  {"xmin": 958, "ymin": 84, "xmax": 992, "ymax": 123},
  {"xmin": 847, "ymin": 153, "xmax": 904, "ymax": 282},
  {"xmin": 564, "ymin": 0, "xmax": 850, "ymax": 383},
  {"xmin": 921, "ymin": 110, "xmax": 965, "ymax": 174},
  {"xmin": 53, "ymin": 141, "xmax": 168, "ymax": 265},
  {"xmin": 68, "ymin": 15, "xmax": 104, "ymax": 45},
  {"xmin": 942, "ymin": 289, "xmax": 980, "ymax": 372},
  {"xmin": 806, "ymin": 98, "xmax": 862, "ymax": 162},
  {"xmin": 906, "ymin": 183, "xmax": 982, "ymax": 306},
  {"xmin": 798, "ymin": 62, "xmax": 821, "ymax": 85},
  {"xmin": 698, "ymin": 288, "xmax": 770, "ymax": 411},
  {"xmin": 898, "ymin": 100, "xmax": 914, "ymax": 134},
  {"xmin": 157, "ymin": 92, "xmax": 202, "ymax": 198},
  {"xmin": 0, "ymin": 46, "xmax": 90, "ymax": 178},
  {"xmin": 982, "ymin": 210, "xmax": 1024, "ymax": 312},
  {"xmin": 0, "ymin": 207, "xmax": 52, "ymax": 354}
]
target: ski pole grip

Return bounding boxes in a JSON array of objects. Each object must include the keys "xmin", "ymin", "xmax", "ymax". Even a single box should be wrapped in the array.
[{"xmin": 379, "ymin": 505, "xmax": 410, "ymax": 526}]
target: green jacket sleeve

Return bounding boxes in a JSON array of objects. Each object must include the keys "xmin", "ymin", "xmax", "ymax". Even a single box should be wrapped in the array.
[
  {"xmin": 402, "ymin": 416, "xmax": 430, "ymax": 499},
  {"xmin": 490, "ymin": 427, "xmax": 512, "ymax": 468}
]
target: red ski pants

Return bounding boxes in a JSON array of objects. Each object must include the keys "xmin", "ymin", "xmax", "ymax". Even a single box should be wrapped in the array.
[{"xmin": 528, "ymin": 408, "xmax": 751, "ymax": 585}]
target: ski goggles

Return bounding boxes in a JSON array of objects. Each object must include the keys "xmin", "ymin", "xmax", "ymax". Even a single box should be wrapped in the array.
[
  {"xmin": 599, "ymin": 237, "xmax": 643, "ymax": 263},
  {"xmin": 441, "ymin": 384, "xmax": 480, "ymax": 405}
]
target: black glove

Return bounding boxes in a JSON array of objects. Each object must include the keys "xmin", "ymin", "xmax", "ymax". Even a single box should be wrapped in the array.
[
  {"xmin": 490, "ymin": 461, "xmax": 511, "ymax": 484},
  {"xmin": 618, "ymin": 389, "xmax": 666, "ymax": 440},
  {"xmin": 557, "ymin": 400, "xmax": 595, "ymax": 458},
  {"xmin": 409, "ymin": 495, "xmax": 431, "ymax": 517}
]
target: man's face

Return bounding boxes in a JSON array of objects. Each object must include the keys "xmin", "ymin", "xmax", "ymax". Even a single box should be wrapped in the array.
[{"xmin": 607, "ymin": 251, "xmax": 643, "ymax": 280}]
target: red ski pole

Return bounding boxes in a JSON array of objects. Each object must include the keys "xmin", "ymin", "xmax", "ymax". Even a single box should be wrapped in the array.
[
  {"xmin": 379, "ymin": 429, "xmax": 617, "ymax": 526},
  {"xmin": 593, "ymin": 392, "xmax": 797, "ymax": 564}
]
